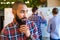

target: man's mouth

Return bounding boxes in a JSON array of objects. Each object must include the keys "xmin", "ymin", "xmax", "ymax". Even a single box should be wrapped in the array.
[
  {"xmin": 22, "ymin": 18, "xmax": 27, "ymax": 21},
  {"xmin": 22, "ymin": 17, "xmax": 27, "ymax": 20}
]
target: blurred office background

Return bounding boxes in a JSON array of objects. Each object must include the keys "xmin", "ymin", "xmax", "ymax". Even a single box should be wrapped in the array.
[{"xmin": 0, "ymin": 0, "xmax": 60, "ymax": 40}]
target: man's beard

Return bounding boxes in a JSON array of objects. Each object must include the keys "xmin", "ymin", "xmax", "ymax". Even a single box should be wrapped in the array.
[{"xmin": 15, "ymin": 15, "xmax": 27, "ymax": 26}]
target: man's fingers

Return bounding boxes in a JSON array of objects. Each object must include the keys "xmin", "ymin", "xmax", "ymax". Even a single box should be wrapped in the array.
[
  {"xmin": 19, "ymin": 25, "xmax": 29, "ymax": 33},
  {"xmin": 20, "ymin": 25, "xmax": 29, "ymax": 29}
]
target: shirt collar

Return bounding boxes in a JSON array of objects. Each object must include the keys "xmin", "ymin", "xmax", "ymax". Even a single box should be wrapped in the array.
[{"xmin": 32, "ymin": 13, "xmax": 38, "ymax": 16}]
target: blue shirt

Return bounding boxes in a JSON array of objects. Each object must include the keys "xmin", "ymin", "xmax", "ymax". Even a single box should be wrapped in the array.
[
  {"xmin": 28, "ymin": 14, "xmax": 47, "ymax": 36},
  {"xmin": 47, "ymin": 14, "xmax": 60, "ymax": 39}
]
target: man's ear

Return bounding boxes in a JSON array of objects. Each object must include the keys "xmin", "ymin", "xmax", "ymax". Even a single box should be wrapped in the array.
[
  {"xmin": 12, "ymin": 9, "xmax": 17, "ymax": 18},
  {"xmin": 12, "ymin": 9, "xmax": 16, "ymax": 15}
]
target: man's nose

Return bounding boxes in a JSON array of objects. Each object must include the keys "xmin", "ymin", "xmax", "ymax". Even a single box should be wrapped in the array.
[{"xmin": 24, "ymin": 12, "xmax": 27, "ymax": 17}]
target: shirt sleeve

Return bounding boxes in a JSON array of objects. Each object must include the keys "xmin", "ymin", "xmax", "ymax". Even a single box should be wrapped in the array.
[
  {"xmin": 39, "ymin": 16, "xmax": 47, "ymax": 24},
  {"xmin": 28, "ymin": 16, "xmax": 32, "ymax": 21},
  {"xmin": 0, "ymin": 27, "xmax": 9, "ymax": 40},
  {"xmin": 47, "ymin": 19, "xmax": 51, "ymax": 33},
  {"xmin": 30, "ymin": 22, "xmax": 40, "ymax": 40}
]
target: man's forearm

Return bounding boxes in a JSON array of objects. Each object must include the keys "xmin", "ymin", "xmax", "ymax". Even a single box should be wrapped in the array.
[{"xmin": 26, "ymin": 35, "xmax": 32, "ymax": 40}]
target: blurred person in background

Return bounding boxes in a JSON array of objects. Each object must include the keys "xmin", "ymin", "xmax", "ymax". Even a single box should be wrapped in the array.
[
  {"xmin": 28, "ymin": 6, "xmax": 47, "ymax": 40},
  {"xmin": 47, "ymin": 8, "xmax": 60, "ymax": 40}
]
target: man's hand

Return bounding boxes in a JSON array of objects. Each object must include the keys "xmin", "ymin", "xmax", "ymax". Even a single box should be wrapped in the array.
[
  {"xmin": 40, "ymin": 11, "xmax": 45, "ymax": 19},
  {"xmin": 19, "ymin": 25, "xmax": 30, "ymax": 37}
]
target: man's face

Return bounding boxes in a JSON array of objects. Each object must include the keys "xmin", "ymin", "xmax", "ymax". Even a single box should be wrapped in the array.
[
  {"xmin": 35, "ymin": 10, "xmax": 38, "ymax": 14},
  {"xmin": 12, "ymin": 4, "xmax": 28, "ymax": 24},
  {"xmin": 15, "ymin": 4, "xmax": 28, "ymax": 21}
]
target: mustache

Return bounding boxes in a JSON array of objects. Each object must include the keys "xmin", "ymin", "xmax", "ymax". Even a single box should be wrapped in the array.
[
  {"xmin": 15, "ymin": 15, "xmax": 27, "ymax": 25},
  {"xmin": 21, "ymin": 17, "xmax": 27, "ymax": 19}
]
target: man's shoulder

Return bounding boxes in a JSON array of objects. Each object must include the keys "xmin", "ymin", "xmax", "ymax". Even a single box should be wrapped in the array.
[
  {"xmin": 27, "ymin": 20, "xmax": 35, "ymax": 24},
  {"xmin": 5, "ymin": 22, "xmax": 14, "ymax": 28},
  {"xmin": 2, "ymin": 22, "xmax": 15, "ymax": 33},
  {"xmin": 27, "ymin": 20, "xmax": 36, "ymax": 28},
  {"xmin": 1, "ymin": 22, "xmax": 17, "ymax": 35}
]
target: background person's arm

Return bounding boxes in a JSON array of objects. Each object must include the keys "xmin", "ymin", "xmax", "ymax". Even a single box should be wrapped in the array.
[
  {"xmin": 47, "ymin": 19, "xmax": 51, "ymax": 33},
  {"xmin": 40, "ymin": 11, "xmax": 45, "ymax": 20}
]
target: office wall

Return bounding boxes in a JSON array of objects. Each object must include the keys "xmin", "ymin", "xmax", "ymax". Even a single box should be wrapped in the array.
[{"xmin": 47, "ymin": 0, "xmax": 60, "ymax": 7}]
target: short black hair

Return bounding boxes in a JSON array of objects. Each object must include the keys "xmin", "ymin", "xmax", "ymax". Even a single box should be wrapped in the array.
[
  {"xmin": 12, "ymin": 1, "xmax": 26, "ymax": 10},
  {"xmin": 52, "ymin": 8, "xmax": 58, "ymax": 14},
  {"xmin": 32, "ymin": 7, "xmax": 38, "ymax": 12}
]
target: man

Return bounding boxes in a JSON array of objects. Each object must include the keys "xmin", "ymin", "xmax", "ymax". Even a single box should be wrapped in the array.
[
  {"xmin": 47, "ymin": 8, "xmax": 60, "ymax": 40},
  {"xmin": 0, "ymin": 1, "xmax": 40, "ymax": 40},
  {"xmin": 28, "ymin": 7, "xmax": 47, "ymax": 40}
]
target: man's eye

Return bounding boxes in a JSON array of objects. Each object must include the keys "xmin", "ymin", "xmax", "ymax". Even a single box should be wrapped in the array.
[
  {"xmin": 20, "ymin": 10, "xmax": 25, "ymax": 13},
  {"xmin": 21, "ymin": 11, "xmax": 24, "ymax": 13}
]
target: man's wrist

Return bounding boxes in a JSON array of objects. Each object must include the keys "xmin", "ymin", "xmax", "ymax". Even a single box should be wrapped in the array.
[
  {"xmin": 25, "ymin": 31, "xmax": 30, "ymax": 37},
  {"xmin": 26, "ymin": 34, "xmax": 32, "ymax": 40},
  {"xmin": 25, "ymin": 33, "xmax": 30, "ymax": 37}
]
